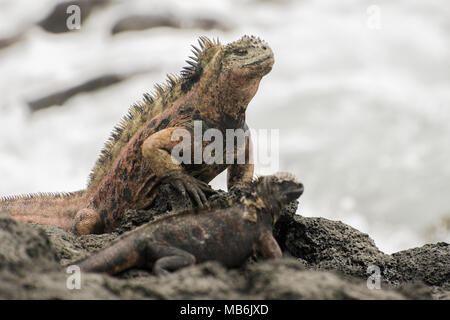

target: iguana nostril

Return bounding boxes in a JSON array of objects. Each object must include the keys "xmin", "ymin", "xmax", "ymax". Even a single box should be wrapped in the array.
[{"xmin": 262, "ymin": 46, "xmax": 267, "ymax": 50}]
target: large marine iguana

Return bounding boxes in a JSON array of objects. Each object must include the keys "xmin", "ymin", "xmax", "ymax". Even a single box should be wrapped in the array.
[
  {"xmin": 0, "ymin": 35, "xmax": 274, "ymax": 235},
  {"xmin": 77, "ymin": 173, "xmax": 304, "ymax": 276}
]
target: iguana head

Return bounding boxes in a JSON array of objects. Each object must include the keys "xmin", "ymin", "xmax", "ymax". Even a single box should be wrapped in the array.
[
  {"xmin": 181, "ymin": 35, "xmax": 274, "ymax": 115},
  {"xmin": 255, "ymin": 172, "xmax": 304, "ymax": 223},
  {"xmin": 220, "ymin": 35, "xmax": 274, "ymax": 80}
]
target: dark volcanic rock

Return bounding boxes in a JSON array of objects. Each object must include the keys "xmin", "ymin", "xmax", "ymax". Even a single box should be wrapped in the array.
[
  {"xmin": 111, "ymin": 15, "xmax": 180, "ymax": 35},
  {"xmin": 111, "ymin": 14, "xmax": 229, "ymax": 35},
  {"xmin": 115, "ymin": 259, "xmax": 405, "ymax": 300},
  {"xmin": 0, "ymin": 214, "xmax": 58, "ymax": 272},
  {"xmin": 391, "ymin": 242, "xmax": 449, "ymax": 287},
  {"xmin": 274, "ymin": 209, "xmax": 393, "ymax": 279},
  {"xmin": 28, "ymin": 74, "xmax": 127, "ymax": 111},
  {"xmin": 273, "ymin": 205, "xmax": 449, "ymax": 298},
  {"xmin": 0, "ymin": 222, "xmax": 406, "ymax": 300},
  {"xmin": 243, "ymin": 259, "xmax": 404, "ymax": 299},
  {"xmin": 0, "ymin": 184, "xmax": 448, "ymax": 299},
  {"xmin": 116, "ymin": 184, "xmax": 198, "ymax": 234},
  {"xmin": 38, "ymin": 0, "xmax": 111, "ymax": 34},
  {"xmin": 0, "ymin": 33, "xmax": 23, "ymax": 50},
  {"xmin": 33, "ymin": 224, "xmax": 116, "ymax": 265},
  {"xmin": 273, "ymin": 205, "xmax": 449, "ymax": 296}
]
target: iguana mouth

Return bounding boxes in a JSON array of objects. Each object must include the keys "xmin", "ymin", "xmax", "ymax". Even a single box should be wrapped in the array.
[
  {"xmin": 243, "ymin": 54, "xmax": 273, "ymax": 67},
  {"xmin": 284, "ymin": 186, "xmax": 304, "ymax": 202}
]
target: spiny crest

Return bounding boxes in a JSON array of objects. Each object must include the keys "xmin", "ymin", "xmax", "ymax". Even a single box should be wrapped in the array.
[
  {"xmin": 108, "ymin": 205, "xmax": 211, "ymax": 245},
  {"xmin": 127, "ymin": 198, "xmax": 221, "ymax": 233},
  {"xmin": 225, "ymin": 35, "xmax": 265, "ymax": 49},
  {"xmin": 181, "ymin": 36, "xmax": 220, "ymax": 81},
  {"xmin": 0, "ymin": 191, "xmax": 83, "ymax": 202},
  {"xmin": 246, "ymin": 172, "xmax": 300, "ymax": 197},
  {"xmin": 88, "ymin": 36, "xmax": 221, "ymax": 190},
  {"xmin": 254, "ymin": 172, "xmax": 299, "ymax": 185},
  {"xmin": 273, "ymin": 172, "xmax": 299, "ymax": 182}
]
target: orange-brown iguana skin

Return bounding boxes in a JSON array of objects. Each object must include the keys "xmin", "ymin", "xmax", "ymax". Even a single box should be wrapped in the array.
[
  {"xmin": 77, "ymin": 173, "xmax": 304, "ymax": 276},
  {"xmin": 0, "ymin": 36, "xmax": 274, "ymax": 235}
]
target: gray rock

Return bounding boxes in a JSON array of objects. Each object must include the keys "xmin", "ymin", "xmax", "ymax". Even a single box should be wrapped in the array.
[
  {"xmin": 28, "ymin": 74, "xmax": 127, "ymax": 111},
  {"xmin": 244, "ymin": 259, "xmax": 405, "ymax": 300},
  {"xmin": 0, "ymin": 184, "xmax": 448, "ymax": 299},
  {"xmin": 0, "ymin": 214, "xmax": 58, "ymax": 272},
  {"xmin": 391, "ymin": 242, "xmax": 449, "ymax": 287},
  {"xmin": 33, "ymin": 224, "xmax": 116, "ymax": 266},
  {"xmin": 274, "ymin": 210, "xmax": 394, "ymax": 279},
  {"xmin": 111, "ymin": 15, "xmax": 181, "ymax": 35},
  {"xmin": 38, "ymin": 0, "xmax": 111, "ymax": 34},
  {"xmin": 273, "ymin": 206, "xmax": 449, "ymax": 298},
  {"xmin": 113, "ymin": 259, "xmax": 406, "ymax": 300},
  {"xmin": 111, "ymin": 14, "xmax": 229, "ymax": 35},
  {"xmin": 0, "ymin": 33, "xmax": 23, "ymax": 50}
]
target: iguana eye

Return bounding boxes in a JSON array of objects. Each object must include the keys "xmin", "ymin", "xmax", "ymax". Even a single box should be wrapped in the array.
[{"xmin": 234, "ymin": 48, "xmax": 248, "ymax": 56}]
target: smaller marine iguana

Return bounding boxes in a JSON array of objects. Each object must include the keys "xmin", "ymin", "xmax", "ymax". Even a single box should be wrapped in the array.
[{"xmin": 77, "ymin": 172, "xmax": 304, "ymax": 276}]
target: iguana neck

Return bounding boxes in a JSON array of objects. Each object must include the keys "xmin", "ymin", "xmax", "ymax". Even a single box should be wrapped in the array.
[
  {"xmin": 191, "ymin": 51, "xmax": 262, "ymax": 128},
  {"xmin": 241, "ymin": 193, "xmax": 277, "ymax": 228}
]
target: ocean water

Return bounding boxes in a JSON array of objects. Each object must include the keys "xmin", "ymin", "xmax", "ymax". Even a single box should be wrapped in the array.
[{"xmin": 0, "ymin": 0, "xmax": 449, "ymax": 253}]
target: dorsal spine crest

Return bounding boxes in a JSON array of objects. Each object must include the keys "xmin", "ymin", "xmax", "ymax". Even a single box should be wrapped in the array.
[{"xmin": 87, "ymin": 37, "xmax": 221, "ymax": 190}]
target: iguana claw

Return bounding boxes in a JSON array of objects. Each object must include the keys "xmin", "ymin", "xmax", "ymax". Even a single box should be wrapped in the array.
[{"xmin": 165, "ymin": 172, "xmax": 215, "ymax": 208}]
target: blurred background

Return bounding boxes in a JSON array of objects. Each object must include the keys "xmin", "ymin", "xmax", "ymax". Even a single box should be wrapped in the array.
[{"xmin": 0, "ymin": 0, "xmax": 449, "ymax": 253}]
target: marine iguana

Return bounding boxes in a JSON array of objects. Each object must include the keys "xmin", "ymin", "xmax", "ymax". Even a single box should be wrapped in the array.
[
  {"xmin": 0, "ymin": 35, "xmax": 274, "ymax": 235},
  {"xmin": 77, "ymin": 172, "xmax": 304, "ymax": 276}
]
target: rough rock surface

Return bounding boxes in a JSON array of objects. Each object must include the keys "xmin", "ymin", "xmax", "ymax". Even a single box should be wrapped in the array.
[
  {"xmin": 273, "ymin": 206, "xmax": 449, "ymax": 295},
  {"xmin": 0, "ymin": 185, "xmax": 448, "ymax": 299}
]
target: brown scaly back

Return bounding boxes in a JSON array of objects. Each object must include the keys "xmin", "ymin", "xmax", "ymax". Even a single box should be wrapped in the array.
[{"xmin": 87, "ymin": 36, "xmax": 221, "ymax": 190}]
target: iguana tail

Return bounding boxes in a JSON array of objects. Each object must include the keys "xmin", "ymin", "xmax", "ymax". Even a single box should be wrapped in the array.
[
  {"xmin": 78, "ymin": 232, "xmax": 143, "ymax": 274},
  {"xmin": 0, "ymin": 190, "xmax": 88, "ymax": 231}
]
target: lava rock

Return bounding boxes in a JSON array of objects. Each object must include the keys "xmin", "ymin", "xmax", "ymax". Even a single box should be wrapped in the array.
[
  {"xmin": 0, "ymin": 184, "xmax": 448, "ymax": 299},
  {"xmin": 28, "ymin": 74, "xmax": 127, "ymax": 111},
  {"xmin": 111, "ymin": 14, "xmax": 229, "ymax": 35},
  {"xmin": 38, "ymin": 0, "xmax": 111, "ymax": 34}
]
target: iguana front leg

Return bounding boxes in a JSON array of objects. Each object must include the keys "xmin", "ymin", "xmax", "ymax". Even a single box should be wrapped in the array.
[
  {"xmin": 227, "ymin": 124, "xmax": 254, "ymax": 189},
  {"xmin": 145, "ymin": 244, "xmax": 196, "ymax": 276},
  {"xmin": 78, "ymin": 233, "xmax": 143, "ymax": 274},
  {"xmin": 254, "ymin": 230, "xmax": 282, "ymax": 260},
  {"xmin": 71, "ymin": 208, "xmax": 103, "ymax": 235},
  {"xmin": 142, "ymin": 127, "xmax": 213, "ymax": 207}
]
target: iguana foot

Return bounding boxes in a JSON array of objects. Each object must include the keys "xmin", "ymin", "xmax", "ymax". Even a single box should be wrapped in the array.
[
  {"xmin": 153, "ymin": 255, "xmax": 195, "ymax": 276},
  {"xmin": 71, "ymin": 208, "xmax": 103, "ymax": 235},
  {"xmin": 255, "ymin": 231, "xmax": 283, "ymax": 260},
  {"xmin": 164, "ymin": 172, "xmax": 215, "ymax": 208},
  {"xmin": 146, "ymin": 244, "xmax": 196, "ymax": 276}
]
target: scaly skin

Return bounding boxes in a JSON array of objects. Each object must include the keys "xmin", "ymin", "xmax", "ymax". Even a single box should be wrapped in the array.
[
  {"xmin": 0, "ymin": 36, "xmax": 274, "ymax": 235},
  {"xmin": 77, "ymin": 173, "xmax": 304, "ymax": 276}
]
